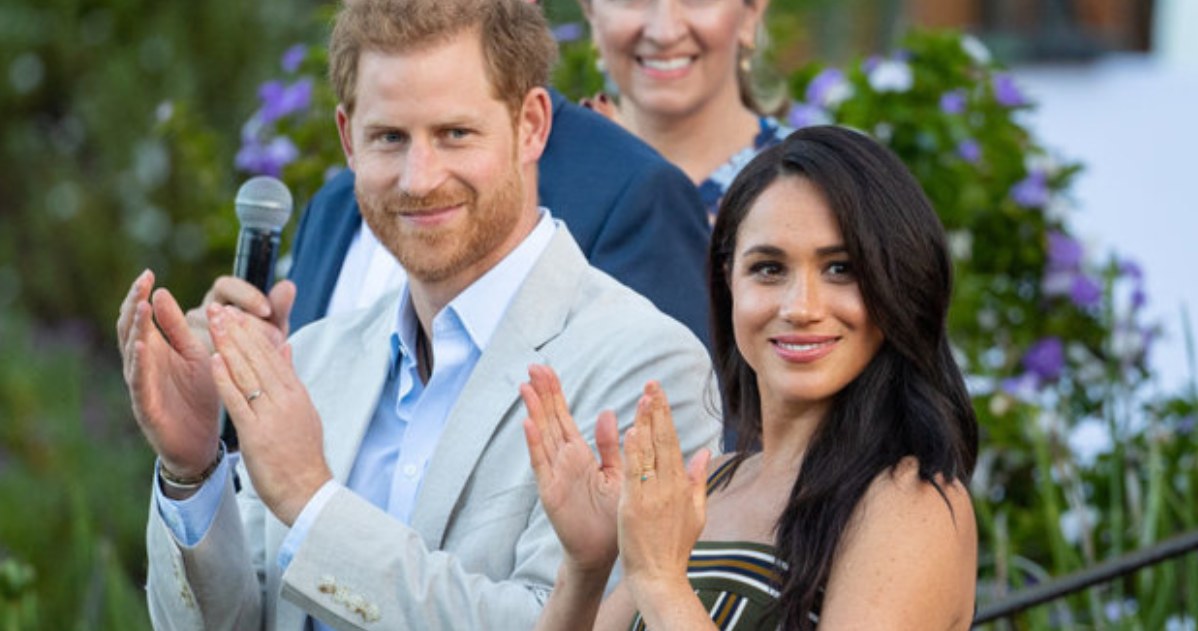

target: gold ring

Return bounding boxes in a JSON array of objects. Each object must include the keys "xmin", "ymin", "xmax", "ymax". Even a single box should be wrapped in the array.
[{"xmin": 640, "ymin": 470, "xmax": 655, "ymax": 482}]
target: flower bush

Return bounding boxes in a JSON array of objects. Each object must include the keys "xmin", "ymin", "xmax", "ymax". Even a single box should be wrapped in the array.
[{"xmin": 218, "ymin": 17, "xmax": 1198, "ymax": 631}]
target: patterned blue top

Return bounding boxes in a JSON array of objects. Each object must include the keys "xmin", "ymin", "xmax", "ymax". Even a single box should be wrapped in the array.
[{"xmin": 697, "ymin": 116, "xmax": 793, "ymax": 223}]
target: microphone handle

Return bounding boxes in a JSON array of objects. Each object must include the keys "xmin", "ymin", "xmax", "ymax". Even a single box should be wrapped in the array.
[
  {"xmin": 233, "ymin": 228, "xmax": 281, "ymax": 292},
  {"xmin": 221, "ymin": 227, "xmax": 282, "ymax": 454}
]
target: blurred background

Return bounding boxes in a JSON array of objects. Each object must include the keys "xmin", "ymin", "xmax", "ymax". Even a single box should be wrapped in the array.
[{"xmin": 1, "ymin": 0, "xmax": 1194, "ymax": 628}]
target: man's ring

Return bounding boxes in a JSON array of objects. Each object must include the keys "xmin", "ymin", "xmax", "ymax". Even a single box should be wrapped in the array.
[{"xmin": 246, "ymin": 389, "xmax": 263, "ymax": 403}]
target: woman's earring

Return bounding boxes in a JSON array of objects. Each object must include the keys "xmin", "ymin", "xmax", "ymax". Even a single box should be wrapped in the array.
[
  {"xmin": 739, "ymin": 38, "xmax": 757, "ymax": 74},
  {"xmin": 592, "ymin": 40, "xmax": 607, "ymax": 74}
]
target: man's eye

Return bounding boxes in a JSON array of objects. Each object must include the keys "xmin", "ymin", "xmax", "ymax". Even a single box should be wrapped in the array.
[{"xmin": 446, "ymin": 128, "xmax": 471, "ymax": 140}]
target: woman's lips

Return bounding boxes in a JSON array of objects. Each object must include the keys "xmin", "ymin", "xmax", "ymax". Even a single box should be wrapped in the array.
[{"xmin": 770, "ymin": 336, "xmax": 839, "ymax": 363}]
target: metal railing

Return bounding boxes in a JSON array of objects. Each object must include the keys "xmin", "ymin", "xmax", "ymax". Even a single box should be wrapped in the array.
[{"xmin": 973, "ymin": 528, "xmax": 1198, "ymax": 626}]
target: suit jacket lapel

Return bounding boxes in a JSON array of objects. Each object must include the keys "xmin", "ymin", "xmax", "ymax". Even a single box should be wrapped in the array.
[
  {"xmin": 410, "ymin": 229, "xmax": 586, "ymax": 547},
  {"xmin": 314, "ymin": 293, "xmax": 397, "ymax": 484}
]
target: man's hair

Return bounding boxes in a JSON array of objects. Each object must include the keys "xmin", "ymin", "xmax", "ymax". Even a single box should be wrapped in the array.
[{"xmin": 329, "ymin": 0, "xmax": 558, "ymax": 117}]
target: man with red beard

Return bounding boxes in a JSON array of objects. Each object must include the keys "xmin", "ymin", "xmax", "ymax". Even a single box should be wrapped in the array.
[{"xmin": 116, "ymin": 0, "xmax": 719, "ymax": 629}]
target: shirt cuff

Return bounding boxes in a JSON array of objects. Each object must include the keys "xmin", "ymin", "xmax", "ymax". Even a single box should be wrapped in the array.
[
  {"xmin": 153, "ymin": 454, "xmax": 231, "ymax": 547},
  {"xmin": 277, "ymin": 479, "xmax": 342, "ymax": 571}
]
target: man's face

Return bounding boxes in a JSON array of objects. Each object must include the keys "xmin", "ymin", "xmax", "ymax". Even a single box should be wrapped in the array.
[{"xmin": 337, "ymin": 31, "xmax": 535, "ymax": 287}]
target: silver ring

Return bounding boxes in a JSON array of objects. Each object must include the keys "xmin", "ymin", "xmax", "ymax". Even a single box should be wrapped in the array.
[{"xmin": 245, "ymin": 389, "xmax": 263, "ymax": 403}]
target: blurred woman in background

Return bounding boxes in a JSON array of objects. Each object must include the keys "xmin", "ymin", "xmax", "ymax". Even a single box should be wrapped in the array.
[{"xmin": 579, "ymin": 0, "xmax": 791, "ymax": 219}]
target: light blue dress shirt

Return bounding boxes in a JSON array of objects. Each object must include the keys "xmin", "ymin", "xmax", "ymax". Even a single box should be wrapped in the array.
[{"xmin": 155, "ymin": 212, "xmax": 557, "ymax": 626}]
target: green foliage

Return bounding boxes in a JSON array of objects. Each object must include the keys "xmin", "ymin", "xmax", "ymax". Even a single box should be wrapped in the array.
[
  {"xmin": 0, "ymin": 0, "xmax": 320, "ymax": 625},
  {"xmin": 0, "ymin": 311, "xmax": 153, "ymax": 630},
  {"xmin": 0, "ymin": 0, "xmax": 322, "ymax": 338}
]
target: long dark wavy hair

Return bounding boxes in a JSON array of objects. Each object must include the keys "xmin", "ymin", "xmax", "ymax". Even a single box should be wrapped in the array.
[{"xmin": 708, "ymin": 125, "xmax": 978, "ymax": 629}]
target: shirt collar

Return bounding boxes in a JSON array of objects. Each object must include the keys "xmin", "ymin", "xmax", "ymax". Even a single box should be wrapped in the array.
[{"xmin": 389, "ymin": 208, "xmax": 557, "ymax": 372}]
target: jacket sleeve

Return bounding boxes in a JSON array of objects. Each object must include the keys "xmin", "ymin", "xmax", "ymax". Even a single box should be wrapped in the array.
[{"xmin": 144, "ymin": 475, "xmax": 265, "ymax": 630}]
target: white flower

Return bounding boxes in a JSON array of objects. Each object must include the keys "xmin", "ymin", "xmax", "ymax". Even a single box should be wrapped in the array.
[
  {"xmin": 947, "ymin": 230, "xmax": 973, "ymax": 261},
  {"xmin": 1036, "ymin": 410, "xmax": 1065, "ymax": 435},
  {"xmin": 156, "ymin": 100, "xmax": 174, "ymax": 124},
  {"xmin": 1058, "ymin": 505, "xmax": 1098, "ymax": 546},
  {"xmin": 976, "ymin": 308, "xmax": 999, "ymax": 330},
  {"xmin": 873, "ymin": 122, "xmax": 894, "ymax": 142},
  {"xmin": 988, "ymin": 394, "xmax": 1012, "ymax": 416},
  {"xmin": 961, "ymin": 34, "xmax": 992, "ymax": 65},
  {"xmin": 1166, "ymin": 615, "xmax": 1196, "ymax": 631},
  {"xmin": 1045, "ymin": 196, "xmax": 1075, "ymax": 222},
  {"xmin": 1111, "ymin": 325, "xmax": 1147, "ymax": 361},
  {"xmin": 1105, "ymin": 598, "xmax": 1138, "ymax": 622},
  {"xmin": 825, "ymin": 82, "xmax": 853, "ymax": 108},
  {"xmin": 964, "ymin": 375, "xmax": 995, "ymax": 397},
  {"xmin": 868, "ymin": 60, "xmax": 913, "ymax": 93},
  {"xmin": 1025, "ymin": 153, "xmax": 1058, "ymax": 174},
  {"xmin": 1068, "ymin": 418, "xmax": 1114, "ymax": 467},
  {"xmin": 1041, "ymin": 270, "xmax": 1074, "ymax": 297}
]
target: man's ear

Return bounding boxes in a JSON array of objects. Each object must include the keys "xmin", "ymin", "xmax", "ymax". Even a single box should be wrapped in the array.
[
  {"xmin": 335, "ymin": 104, "xmax": 356, "ymax": 170},
  {"xmin": 517, "ymin": 87, "xmax": 553, "ymax": 167}
]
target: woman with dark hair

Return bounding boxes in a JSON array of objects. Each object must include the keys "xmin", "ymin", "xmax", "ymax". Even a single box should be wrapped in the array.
[{"xmin": 522, "ymin": 125, "xmax": 978, "ymax": 630}]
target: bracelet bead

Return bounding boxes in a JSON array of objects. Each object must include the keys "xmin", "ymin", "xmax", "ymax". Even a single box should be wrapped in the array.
[{"xmin": 159, "ymin": 443, "xmax": 226, "ymax": 490}]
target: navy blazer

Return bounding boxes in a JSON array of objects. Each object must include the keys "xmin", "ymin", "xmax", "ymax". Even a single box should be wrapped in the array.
[{"xmin": 287, "ymin": 89, "xmax": 712, "ymax": 347}]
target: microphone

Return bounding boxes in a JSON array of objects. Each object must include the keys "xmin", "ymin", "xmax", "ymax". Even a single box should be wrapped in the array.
[{"xmin": 221, "ymin": 175, "xmax": 293, "ymax": 453}]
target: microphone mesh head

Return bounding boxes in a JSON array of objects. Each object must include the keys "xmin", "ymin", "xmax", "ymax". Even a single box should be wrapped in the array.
[{"xmin": 235, "ymin": 176, "xmax": 293, "ymax": 230}]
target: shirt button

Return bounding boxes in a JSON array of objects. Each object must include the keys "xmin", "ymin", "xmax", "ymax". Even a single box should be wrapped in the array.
[{"xmin": 403, "ymin": 464, "xmax": 418, "ymax": 478}]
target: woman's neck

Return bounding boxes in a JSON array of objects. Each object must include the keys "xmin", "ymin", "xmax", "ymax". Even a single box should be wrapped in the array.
[
  {"xmin": 618, "ymin": 89, "xmax": 760, "ymax": 185},
  {"xmin": 757, "ymin": 394, "xmax": 828, "ymax": 475}
]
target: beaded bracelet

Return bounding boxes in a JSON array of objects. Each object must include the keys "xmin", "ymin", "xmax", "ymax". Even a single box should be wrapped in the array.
[{"xmin": 159, "ymin": 442, "xmax": 226, "ymax": 491}]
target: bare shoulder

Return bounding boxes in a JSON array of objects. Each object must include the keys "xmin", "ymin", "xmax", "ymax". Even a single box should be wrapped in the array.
[{"xmin": 819, "ymin": 457, "xmax": 977, "ymax": 630}]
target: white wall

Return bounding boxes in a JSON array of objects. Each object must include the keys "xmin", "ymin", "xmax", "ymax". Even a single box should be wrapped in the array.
[
  {"xmin": 1012, "ymin": 54, "xmax": 1198, "ymax": 394},
  {"xmin": 1156, "ymin": 0, "xmax": 1198, "ymax": 68}
]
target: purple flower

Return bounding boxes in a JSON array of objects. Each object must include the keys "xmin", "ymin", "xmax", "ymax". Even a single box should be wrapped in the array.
[
  {"xmin": 1069, "ymin": 275, "xmax": 1104, "ymax": 309},
  {"xmin": 806, "ymin": 68, "xmax": 851, "ymax": 108},
  {"xmin": 862, "ymin": 55, "xmax": 882, "ymax": 74},
  {"xmin": 1047, "ymin": 231, "xmax": 1083, "ymax": 270},
  {"xmin": 1011, "ymin": 170, "xmax": 1050, "ymax": 208},
  {"xmin": 551, "ymin": 22, "xmax": 584, "ymax": 43},
  {"xmin": 258, "ymin": 78, "xmax": 314, "ymax": 125},
  {"xmin": 1177, "ymin": 416, "xmax": 1195, "ymax": 435},
  {"xmin": 786, "ymin": 102, "xmax": 831, "ymax": 129},
  {"xmin": 1131, "ymin": 288, "xmax": 1147, "ymax": 310},
  {"xmin": 281, "ymin": 44, "xmax": 307, "ymax": 73},
  {"xmin": 1001, "ymin": 372, "xmax": 1040, "ymax": 399},
  {"xmin": 993, "ymin": 73, "xmax": 1027, "ymax": 107},
  {"xmin": 940, "ymin": 89, "xmax": 967, "ymax": 114},
  {"xmin": 1023, "ymin": 337, "xmax": 1065, "ymax": 381},
  {"xmin": 235, "ymin": 135, "xmax": 299, "ymax": 178},
  {"xmin": 957, "ymin": 139, "xmax": 981, "ymax": 164},
  {"xmin": 1119, "ymin": 258, "xmax": 1143, "ymax": 280}
]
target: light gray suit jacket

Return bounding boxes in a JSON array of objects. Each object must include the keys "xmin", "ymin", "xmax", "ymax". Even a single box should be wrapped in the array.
[{"xmin": 144, "ymin": 228, "xmax": 721, "ymax": 630}]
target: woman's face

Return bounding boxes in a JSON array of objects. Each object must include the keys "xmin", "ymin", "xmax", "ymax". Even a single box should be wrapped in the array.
[
  {"xmin": 584, "ymin": 0, "xmax": 762, "ymax": 119},
  {"xmin": 729, "ymin": 175, "xmax": 885, "ymax": 414}
]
